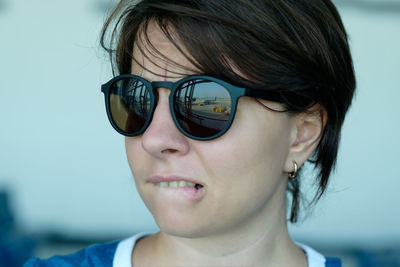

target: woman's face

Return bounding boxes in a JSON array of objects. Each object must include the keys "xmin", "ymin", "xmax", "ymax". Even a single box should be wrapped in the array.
[{"xmin": 125, "ymin": 23, "xmax": 297, "ymax": 238}]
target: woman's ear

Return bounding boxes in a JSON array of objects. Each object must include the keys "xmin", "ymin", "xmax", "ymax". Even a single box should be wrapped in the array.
[{"xmin": 284, "ymin": 104, "xmax": 327, "ymax": 172}]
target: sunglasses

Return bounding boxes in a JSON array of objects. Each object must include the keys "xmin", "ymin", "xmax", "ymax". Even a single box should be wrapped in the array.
[{"xmin": 101, "ymin": 74, "xmax": 285, "ymax": 140}]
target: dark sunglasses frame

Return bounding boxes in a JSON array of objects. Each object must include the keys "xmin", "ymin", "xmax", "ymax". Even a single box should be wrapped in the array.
[{"xmin": 101, "ymin": 74, "xmax": 285, "ymax": 141}]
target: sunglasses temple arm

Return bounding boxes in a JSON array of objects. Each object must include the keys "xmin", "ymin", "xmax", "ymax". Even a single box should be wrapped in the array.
[{"xmin": 245, "ymin": 88, "xmax": 285, "ymax": 103}]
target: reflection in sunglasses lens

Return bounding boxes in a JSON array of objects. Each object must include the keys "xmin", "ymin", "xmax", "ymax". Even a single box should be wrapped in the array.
[
  {"xmin": 175, "ymin": 80, "xmax": 231, "ymax": 138},
  {"xmin": 109, "ymin": 78, "xmax": 151, "ymax": 134}
]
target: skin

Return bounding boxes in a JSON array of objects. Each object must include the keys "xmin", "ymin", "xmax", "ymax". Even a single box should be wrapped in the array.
[{"xmin": 125, "ymin": 22, "xmax": 325, "ymax": 267}]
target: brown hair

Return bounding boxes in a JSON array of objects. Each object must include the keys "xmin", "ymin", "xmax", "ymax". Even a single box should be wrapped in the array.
[{"xmin": 100, "ymin": 0, "xmax": 356, "ymax": 222}]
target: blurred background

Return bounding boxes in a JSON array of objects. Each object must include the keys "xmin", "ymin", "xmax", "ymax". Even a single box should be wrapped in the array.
[{"xmin": 0, "ymin": 0, "xmax": 399, "ymax": 266}]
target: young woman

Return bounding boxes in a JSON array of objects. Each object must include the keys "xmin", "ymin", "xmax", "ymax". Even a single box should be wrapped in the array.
[{"xmin": 25, "ymin": 0, "xmax": 355, "ymax": 266}]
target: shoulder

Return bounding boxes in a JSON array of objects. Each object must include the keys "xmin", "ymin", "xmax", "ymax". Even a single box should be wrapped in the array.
[
  {"xmin": 296, "ymin": 242, "xmax": 342, "ymax": 267},
  {"xmin": 23, "ymin": 232, "xmax": 154, "ymax": 267},
  {"xmin": 325, "ymin": 257, "xmax": 342, "ymax": 267},
  {"xmin": 23, "ymin": 241, "xmax": 119, "ymax": 267}
]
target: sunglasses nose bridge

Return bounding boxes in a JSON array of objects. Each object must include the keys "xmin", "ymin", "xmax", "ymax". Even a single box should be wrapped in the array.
[
  {"xmin": 151, "ymin": 81, "xmax": 175, "ymax": 91},
  {"xmin": 150, "ymin": 81, "xmax": 176, "ymax": 102}
]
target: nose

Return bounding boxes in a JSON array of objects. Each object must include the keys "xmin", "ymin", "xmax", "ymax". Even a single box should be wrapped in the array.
[{"xmin": 140, "ymin": 88, "xmax": 190, "ymax": 158}]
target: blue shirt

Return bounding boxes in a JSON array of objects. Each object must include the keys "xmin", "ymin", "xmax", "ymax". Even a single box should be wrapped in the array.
[{"xmin": 24, "ymin": 232, "xmax": 341, "ymax": 267}]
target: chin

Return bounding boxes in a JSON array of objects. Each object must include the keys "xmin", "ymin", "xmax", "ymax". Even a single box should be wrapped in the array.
[{"xmin": 152, "ymin": 210, "xmax": 215, "ymax": 239}]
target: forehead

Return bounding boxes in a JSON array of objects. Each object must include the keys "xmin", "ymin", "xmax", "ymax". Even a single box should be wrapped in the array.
[{"xmin": 132, "ymin": 22, "xmax": 198, "ymax": 80}]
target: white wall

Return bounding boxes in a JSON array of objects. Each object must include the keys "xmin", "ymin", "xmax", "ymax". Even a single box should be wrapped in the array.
[
  {"xmin": 1, "ymin": 1, "xmax": 399, "ymax": 245},
  {"xmin": 0, "ymin": 0, "xmax": 156, "ymax": 236}
]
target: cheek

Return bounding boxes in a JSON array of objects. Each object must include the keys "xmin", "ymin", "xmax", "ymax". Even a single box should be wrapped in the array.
[
  {"xmin": 201, "ymin": 110, "xmax": 291, "ymax": 181},
  {"xmin": 125, "ymin": 137, "xmax": 136, "ymax": 168},
  {"xmin": 195, "ymin": 106, "xmax": 292, "ymax": 209},
  {"xmin": 125, "ymin": 137, "xmax": 147, "ymax": 177},
  {"xmin": 125, "ymin": 137, "xmax": 157, "ymax": 210}
]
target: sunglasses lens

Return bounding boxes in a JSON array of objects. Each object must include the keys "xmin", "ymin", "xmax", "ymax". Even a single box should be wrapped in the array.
[
  {"xmin": 109, "ymin": 78, "xmax": 151, "ymax": 134},
  {"xmin": 175, "ymin": 79, "xmax": 232, "ymax": 138}
]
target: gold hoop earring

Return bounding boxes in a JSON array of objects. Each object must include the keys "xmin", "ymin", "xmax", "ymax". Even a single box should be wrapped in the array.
[{"xmin": 288, "ymin": 161, "xmax": 298, "ymax": 179}]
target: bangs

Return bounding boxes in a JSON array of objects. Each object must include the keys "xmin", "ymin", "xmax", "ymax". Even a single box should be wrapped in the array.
[
  {"xmin": 131, "ymin": 18, "xmax": 203, "ymax": 79},
  {"xmin": 104, "ymin": 1, "xmax": 265, "ymax": 88}
]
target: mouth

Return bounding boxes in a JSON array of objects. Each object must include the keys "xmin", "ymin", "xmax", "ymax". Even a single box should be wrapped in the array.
[
  {"xmin": 156, "ymin": 180, "xmax": 204, "ymax": 190},
  {"xmin": 148, "ymin": 176, "xmax": 205, "ymax": 202}
]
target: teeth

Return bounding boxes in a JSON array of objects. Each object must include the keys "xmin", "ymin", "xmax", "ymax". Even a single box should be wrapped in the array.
[
  {"xmin": 186, "ymin": 182, "xmax": 195, "ymax": 187},
  {"xmin": 157, "ymin": 181, "xmax": 198, "ymax": 188},
  {"xmin": 159, "ymin": 182, "xmax": 168, "ymax": 188},
  {"xmin": 169, "ymin": 181, "xmax": 178, "ymax": 188}
]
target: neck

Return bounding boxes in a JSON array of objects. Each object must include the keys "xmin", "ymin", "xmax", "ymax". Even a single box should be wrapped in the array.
[{"xmin": 133, "ymin": 192, "xmax": 307, "ymax": 266}]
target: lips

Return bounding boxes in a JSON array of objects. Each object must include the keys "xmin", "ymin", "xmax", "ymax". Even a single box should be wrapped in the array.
[{"xmin": 147, "ymin": 175, "xmax": 205, "ymax": 202}]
